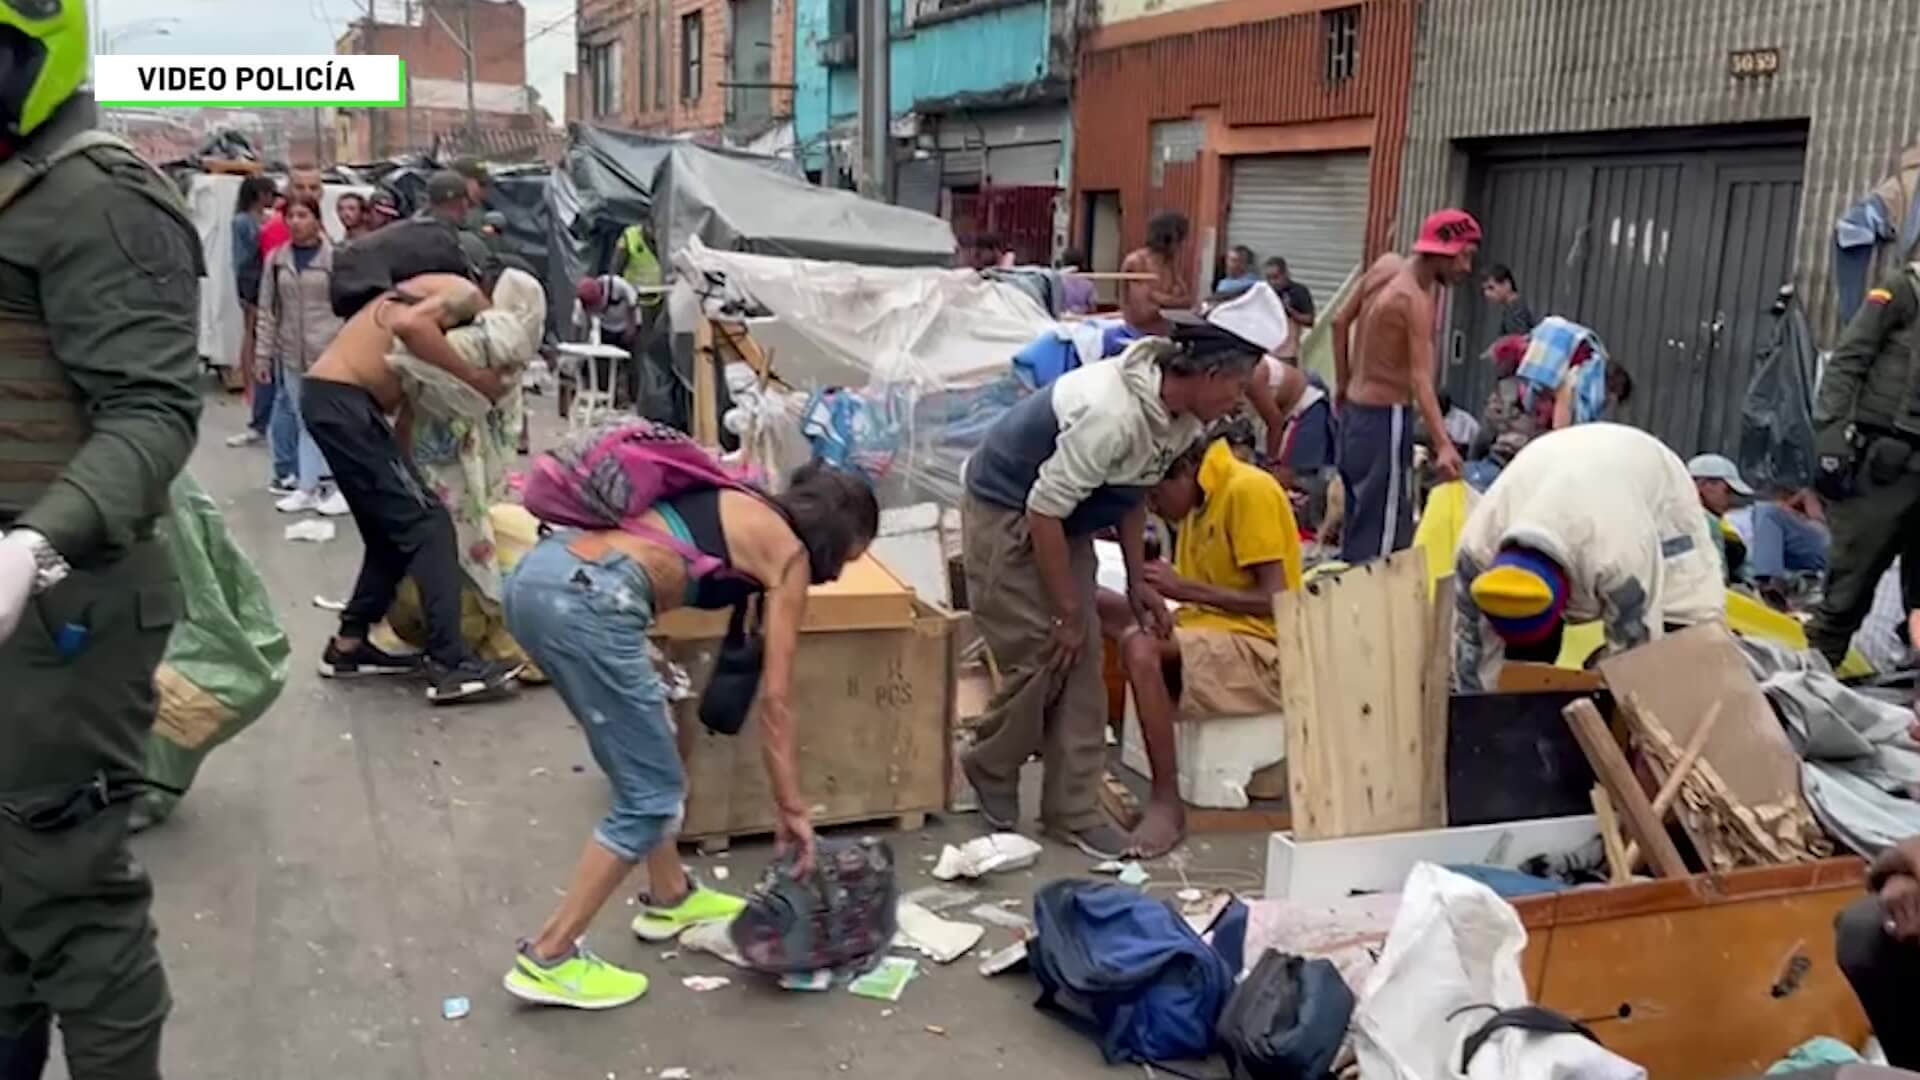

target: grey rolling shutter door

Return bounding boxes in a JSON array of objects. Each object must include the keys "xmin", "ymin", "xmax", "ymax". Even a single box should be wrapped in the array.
[{"xmin": 1225, "ymin": 152, "xmax": 1370, "ymax": 306}]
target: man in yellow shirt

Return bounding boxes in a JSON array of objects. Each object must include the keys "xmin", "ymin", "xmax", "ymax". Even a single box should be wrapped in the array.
[{"xmin": 1099, "ymin": 433, "xmax": 1302, "ymax": 856}]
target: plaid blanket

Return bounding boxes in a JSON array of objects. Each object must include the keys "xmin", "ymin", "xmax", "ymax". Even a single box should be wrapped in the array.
[{"xmin": 1517, "ymin": 316, "xmax": 1610, "ymax": 425}]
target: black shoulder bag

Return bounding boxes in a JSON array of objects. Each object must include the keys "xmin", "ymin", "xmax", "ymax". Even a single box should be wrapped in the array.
[{"xmin": 697, "ymin": 594, "xmax": 763, "ymax": 735}]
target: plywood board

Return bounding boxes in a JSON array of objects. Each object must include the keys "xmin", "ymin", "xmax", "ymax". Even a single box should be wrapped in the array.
[
  {"xmin": 676, "ymin": 612, "xmax": 953, "ymax": 840},
  {"xmin": 1263, "ymin": 813, "xmax": 1601, "ymax": 902},
  {"xmin": 1273, "ymin": 551, "xmax": 1443, "ymax": 841},
  {"xmin": 1597, "ymin": 623, "xmax": 1803, "ymax": 811},
  {"xmin": 1514, "ymin": 859, "xmax": 1869, "ymax": 1080}
]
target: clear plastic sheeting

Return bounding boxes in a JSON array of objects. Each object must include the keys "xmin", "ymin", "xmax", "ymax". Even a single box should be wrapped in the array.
[{"xmin": 680, "ymin": 239, "xmax": 1057, "ymax": 508}]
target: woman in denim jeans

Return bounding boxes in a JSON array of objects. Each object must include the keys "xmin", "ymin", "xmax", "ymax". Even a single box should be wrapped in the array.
[{"xmin": 501, "ymin": 462, "xmax": 879, "ymax": 1010}]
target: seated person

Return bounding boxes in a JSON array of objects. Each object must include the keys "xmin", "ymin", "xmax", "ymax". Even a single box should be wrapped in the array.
[
  {"xmin": 1690, "ymin": 453, "xmax": 1756, "ymax": 584},
  {"xmin": 1738, "ymin": 487, "xmax": 1831, "ymax": 606},
  {"xmin": 1096, "ymin": 434, "xmax": 1302, "ymax": 857},
  {"xmin": 1837, "ymin": 829, "xmax": 1920, "ymax": 1069}
]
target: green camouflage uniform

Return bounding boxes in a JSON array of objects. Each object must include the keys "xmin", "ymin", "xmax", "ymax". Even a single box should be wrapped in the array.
[{"xmin": 0, "ymin": 96, "xmax": 203, "ymax": 1080}]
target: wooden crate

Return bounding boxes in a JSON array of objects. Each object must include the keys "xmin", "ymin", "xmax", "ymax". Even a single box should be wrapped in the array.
[
  {"xmin": 1514, "ymin": 858, "xmax": 1870, "ymax": 1080},
  {"xmin": 658, "ymin": 556, "xmax": 954, "ymax": 851}
]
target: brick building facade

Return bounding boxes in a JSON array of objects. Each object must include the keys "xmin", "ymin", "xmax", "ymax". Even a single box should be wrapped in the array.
[{"xmin": 573, "ymin": 0, "xmax": 795, "ymax": 140}]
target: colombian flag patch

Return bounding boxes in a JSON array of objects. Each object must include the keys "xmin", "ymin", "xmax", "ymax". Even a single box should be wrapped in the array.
[{"xmin": 1869, "ymin": 288, "xmax": 1895, "ymax": 305}]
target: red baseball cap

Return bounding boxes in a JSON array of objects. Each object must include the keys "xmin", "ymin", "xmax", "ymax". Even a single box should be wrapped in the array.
[{"xmin": 1413, "ymin": 209, "xmax": 1482, "ymax": 257}]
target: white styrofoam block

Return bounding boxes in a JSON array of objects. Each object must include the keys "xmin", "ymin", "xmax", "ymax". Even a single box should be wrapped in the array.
[
  {"xmin": 1119, "ymin": 691, "xmax": 1286, "ymax": 809},
  {"xmin": 871, "ymin": 528, "xmax": 949, "ymax": 608},
  {"xmin": 1263, "ymin": 815, "xmax": 1601, "ymax": 903}
]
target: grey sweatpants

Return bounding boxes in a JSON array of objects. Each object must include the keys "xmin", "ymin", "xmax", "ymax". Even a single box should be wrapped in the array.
[{"xmin": 960, "ymin": 495, "xmax": 1106, "ymax": 833}]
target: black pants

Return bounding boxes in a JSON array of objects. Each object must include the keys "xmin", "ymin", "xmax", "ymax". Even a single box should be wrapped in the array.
[
  {"xmin": 302, "ymin": 378, "xmax": 468, "ymax": 667},
  {"xmin": 1836, "ymin": 895, "xmax": 1920, "ymax": 1068}
]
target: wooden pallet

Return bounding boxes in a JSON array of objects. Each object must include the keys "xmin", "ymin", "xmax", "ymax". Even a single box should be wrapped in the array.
[{"xmin": 684, "ymin": 810, "xmax": 932, "ymax": 855}]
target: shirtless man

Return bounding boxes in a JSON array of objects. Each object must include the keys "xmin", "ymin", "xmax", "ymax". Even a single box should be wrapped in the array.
[
  {"xmin": 1121, "ymin": 211, "xmax": 1195, "ymax": 335},
  {"xmin": 303, "ymin": 273, "xmax": 522, "ymax": 704},
  {"xmin": 1330, "ymin": 209, "xmax": 1480, "ymax": 564}
]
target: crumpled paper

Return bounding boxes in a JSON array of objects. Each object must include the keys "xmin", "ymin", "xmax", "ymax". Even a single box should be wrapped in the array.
[{"xmin": 930, "ymin": 833, "xmax": 1043, "ymax": 881}]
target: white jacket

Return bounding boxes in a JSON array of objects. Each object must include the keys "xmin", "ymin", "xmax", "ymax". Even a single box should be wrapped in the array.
[{"xmin": 1453, "ymin": 423, "xmax": 1724, "ymax": 690}]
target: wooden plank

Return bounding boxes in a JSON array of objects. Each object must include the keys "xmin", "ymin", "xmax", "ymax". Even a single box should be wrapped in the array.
[
  {"xmin": 1497, "ymin": 662, "xmax": 1605, "ymax": 693},
  {"xmin": 1274, "ymin": 551, "xmax": 1439, "ymax": 840},
  {"xmin": 1622, "ymin": 699, "xmax": 1719, "ymax": 871},
  {"xmin": 1563, "ymin": 699, "xmax": 1690, "ymax": 878},
  {"xmin": 1420, "ymin": 576, "xmax": 1454, "ymax": 826},
  {"xmin": 1516, "ymin": 859, "xmax": 1869, "ymax": 1080},
  {"xmin": 692, "ymin": 317, "xmax": 720, "ymax": 447},
  {"xmin": 1589, "ymin": 787, "xmax": 1632, "ymax": 884},
  {"xmin": 1597, "ymin": 623, "xmax": 1803, "ymax": 811}
]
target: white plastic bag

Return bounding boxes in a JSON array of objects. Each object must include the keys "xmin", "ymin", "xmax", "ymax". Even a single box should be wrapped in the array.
[{"xmin": 1354, "ymin": 863, "xmax": 1644, "ymax": 1080}]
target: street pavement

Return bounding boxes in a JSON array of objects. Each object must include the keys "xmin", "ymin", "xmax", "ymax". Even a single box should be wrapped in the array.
[{"xmin": 46, "ymin": 385, "xmax": 1268, "ymax": 1080}]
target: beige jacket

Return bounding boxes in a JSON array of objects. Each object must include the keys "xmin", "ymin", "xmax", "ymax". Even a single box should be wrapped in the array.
[{"xmin": 254, "ymin": 240, "xmax": 342, "ymax": 375}]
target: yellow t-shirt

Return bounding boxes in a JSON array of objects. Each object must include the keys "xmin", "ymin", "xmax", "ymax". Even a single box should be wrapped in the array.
[{"xmin": 1173, "ymin": 439, "xmax": 1304, "ymax": 640}]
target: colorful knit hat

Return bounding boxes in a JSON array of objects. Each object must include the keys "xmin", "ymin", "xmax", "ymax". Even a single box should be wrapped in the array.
[{"xmin": 1471, "ymin": 546, "xmax": 1570, "ymax": 647}]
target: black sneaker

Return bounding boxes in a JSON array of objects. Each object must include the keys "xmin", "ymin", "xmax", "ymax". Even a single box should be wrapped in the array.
[
  {"xmin": 319, "ymin": 640, "xmax": 424, "ymax": 679},
  {"xmin": 425, "ymin": 658, "xmax": 524, "ymax": 705}
]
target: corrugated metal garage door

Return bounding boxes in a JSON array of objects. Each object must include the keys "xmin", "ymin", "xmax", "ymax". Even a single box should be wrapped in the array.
[
  {"xmin": 1456, "ymin": 139, "xmax": 1805, "ymax": 456},
  {"xmin": 1225, "ymin": 152, "xmax": 1370, "ymax": 307}
]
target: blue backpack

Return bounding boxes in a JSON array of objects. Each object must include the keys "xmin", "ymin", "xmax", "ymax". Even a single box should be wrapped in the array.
[{"xmin": 1030, "ymin": 879, "xmax": 1245, "ymax": 1066}]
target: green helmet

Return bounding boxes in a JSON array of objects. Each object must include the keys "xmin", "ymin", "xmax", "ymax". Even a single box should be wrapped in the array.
[{"xmin": 0, "ymin": 0, "xmax": 86, "ymax": 139}]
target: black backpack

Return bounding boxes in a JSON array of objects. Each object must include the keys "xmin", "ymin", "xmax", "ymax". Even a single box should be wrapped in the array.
[
  {"xmin": 1215, "ymin": 950, "xmax": 1355, "ymax": 1080},
  {"xmin": 330, "ymin": 218, "xmax": 474, "ymax": 317}
]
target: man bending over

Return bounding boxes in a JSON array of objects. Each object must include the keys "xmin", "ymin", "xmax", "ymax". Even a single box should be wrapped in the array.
[
  {"xmin": 1331, "ymin": 210, "xmax": 1479, "ymax": 564},
  {"xmin": 1099, "ymin": 433, "xmax": 1301, "ymax": 856},
  {"xmin": 303, "ymin": 273, "xmax": 522, "ymax": 704}
]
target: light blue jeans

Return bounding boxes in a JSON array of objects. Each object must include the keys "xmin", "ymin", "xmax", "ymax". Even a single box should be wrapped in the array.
[
  {"xmin": 503, "ymin": 534, "xmax": 685, "ymax": 862},
  {"xmin": 269, "ymin": 365, "xmax": 329, "ymax": 492},
  {"xmin": 1748, "ymin": 501, "xmax": 1830, "ymax": 580}
]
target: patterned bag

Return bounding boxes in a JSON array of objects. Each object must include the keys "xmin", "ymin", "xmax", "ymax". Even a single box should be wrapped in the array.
[{"xmin": 730, "ymin": 837, "xmax": 899, "ymax": 975}]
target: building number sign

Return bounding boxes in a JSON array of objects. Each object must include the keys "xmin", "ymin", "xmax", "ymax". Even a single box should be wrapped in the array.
[{"xmin": 1729, "ymin": 48, "xmax": 1782, "ymax": 78}]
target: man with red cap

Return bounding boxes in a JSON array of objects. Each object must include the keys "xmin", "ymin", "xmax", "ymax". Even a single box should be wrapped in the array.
[
  {"xmin": 1451, "ymin": 423, "xmax": 1725, "ymax": 690},
  {"xmin": 1330, "ymin": 209, "xmax": 1481, "ymax": 564}
]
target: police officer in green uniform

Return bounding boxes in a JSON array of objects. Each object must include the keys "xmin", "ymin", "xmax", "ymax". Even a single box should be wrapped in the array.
[
  {"xmin": 0, "ymin": 2, "xmax": 204, "ymax": 1077},
  {"xmin": 1807, "ymin": 269, "xmax": 1920, "ymax": 665}
]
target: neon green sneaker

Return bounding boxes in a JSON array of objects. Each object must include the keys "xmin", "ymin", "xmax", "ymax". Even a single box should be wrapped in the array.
[
  {"xmin": 502, "ymin": 944, "xmax": 649, "ymax": 1010},
  {"xmin": 631, "ymin": 883, "xmax": 747, "ymax": 942}
]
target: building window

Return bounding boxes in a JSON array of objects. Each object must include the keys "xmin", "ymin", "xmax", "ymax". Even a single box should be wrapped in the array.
[
  {"xmin": 587, "ymin": 39, "xmax": 623, "ymax": 116},
  {"xmin": 1324, "ymin": 6, "xmax": 1359, "ymax": 84},
  {"xmin": 681, "ymin": 11, "xmax": 704, "ymax": 104}
]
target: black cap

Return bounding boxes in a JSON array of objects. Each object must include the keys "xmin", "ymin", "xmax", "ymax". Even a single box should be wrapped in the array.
[
  {"xmin": 450, "ymin": 157, "xmax": 490, "ymax": 185},
  {"xmin": 426, "ymin": 170, "xmax": 469, "ymax": 204}
]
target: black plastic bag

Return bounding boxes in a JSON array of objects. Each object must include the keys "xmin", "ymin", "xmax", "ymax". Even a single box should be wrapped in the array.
[{"xmin": 1738, "ymin": 286, "xmax": 1820, "ymax": 492}]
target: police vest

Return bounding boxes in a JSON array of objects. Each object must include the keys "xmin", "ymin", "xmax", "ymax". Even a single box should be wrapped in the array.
[
  {"xmin": 620, "ymin": 225, "xmax": 663, "ymax": 306},
  {"xmin": 0, "ymin": 131, "xmax": 173, "ymax": 515}
]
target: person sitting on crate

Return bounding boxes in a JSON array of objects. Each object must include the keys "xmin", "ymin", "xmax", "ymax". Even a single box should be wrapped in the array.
[{"xmin": 1095, "ymin": 422, "xmax": 1302, "ymax": 857}]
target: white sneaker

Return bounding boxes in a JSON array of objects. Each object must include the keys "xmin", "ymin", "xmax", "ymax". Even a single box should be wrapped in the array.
[
  {"xmin": 316, "ymin": 489, "xmax": 351, "ymax": 517},
  {"xmin": 276, "ymin": 489, "xmax": 320, "ymax": 514},
  {"xmin": 225, "ymin": 431, "xmax": 264, "ymax": 448}
]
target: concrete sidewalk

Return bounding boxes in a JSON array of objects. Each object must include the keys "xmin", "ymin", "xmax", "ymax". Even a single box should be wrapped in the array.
[{"xmin": 55, "ymin": 387, "xmax": 1268, "ymax": 1080}]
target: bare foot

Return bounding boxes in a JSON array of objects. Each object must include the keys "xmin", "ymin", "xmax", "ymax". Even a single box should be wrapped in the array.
[{"xmin": 1128, "ymin": 801, "xmax": 1187, "ymax": 859}]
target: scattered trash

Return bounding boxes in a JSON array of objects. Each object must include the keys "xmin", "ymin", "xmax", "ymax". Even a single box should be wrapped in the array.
[
  {"xmin": 528, "ymin": 767, "xmax": 549, "ymax": 778},
  {"xmin": 1091, "ymin": 860, "xmax": 1126, "ymax": 875},
  {"xmin": 967, "ymin": 903, "xmax": 1035, "ymax": 933},
  {"xmin": 848, "ymin": 956, "xmax": 918, "ymax": 1002},
  {"xmin": 440, "ymin": 996, "xmax": 470, "ymax": 1021},
  {"xmin": 339, "ymin": 732, "xmax": 353, "ymax": 742},
  {"xmin": 284, "ymin": 520, "xmax": 336, "ymax": 543},
  {"xmin": 312, "ymin": 595, "xmax": 346, "ymax": 611},
  {"xmin": 880, "ymin": 1008, "xmax": 894, "ymax": 1018},
  {"xmin": 659, "ymin": 950, "xmax": 679, "ymax": 961},
  {"xmin": 977, "ymin": 939, "xmax": 1030, "ymax": 977},
  {"xmin": 925, "ymin": 1025, "xmax": 948, "ymax": 1037},
  {"xmin": 893, "ymin": 901, "xmax": 984, "ymax": 964},
  {"xmin": 571, "ymin": 765, "xmax": 586, "ymax": 773},
  {"xmin": 1176, "ymin": 887, "xmax": 1204, "ymax": 904},
  {"xmin": 680, "ymin": 919, "xmax": 749, "ymax": 968},
  {"xmin": 900, "ymin": 884, "xmax": 980, "ymax": 913},
  {"xmin": 660, "ymin": 1069, "xmax": 691, "ymax": 1080},
  {"xmin": 1117, "ymin": 862, "xmax": 1151, "ymax": 887},
  {"xmin": 930, "ymin": 833, "xmax": 1044, "ymax": 881},
  {"xmin": 681, "ymin": 975, "xmax": 730, "ymax": 992},
  {"xmin": 780, "ymin": 970, "xmax": 833, "ymax": 992},
  {"xmin": 711, "ymin": 866, "xmax": 729, "ymax": 882}
]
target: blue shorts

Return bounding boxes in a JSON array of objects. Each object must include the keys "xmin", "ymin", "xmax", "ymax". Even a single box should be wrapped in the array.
[
  {"xmin": 504, "ymin": 534, "xmax": 684, "ymax": 862},
  {"xmin": 1337, "ymin": 402, "xmax": 1414, "ymax": 565}
]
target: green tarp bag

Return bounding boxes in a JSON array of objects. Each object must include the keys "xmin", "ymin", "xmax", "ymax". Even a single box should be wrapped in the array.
[{"xmin": 132, "ymin": 473, "xmax": 290, "ymax": 830}]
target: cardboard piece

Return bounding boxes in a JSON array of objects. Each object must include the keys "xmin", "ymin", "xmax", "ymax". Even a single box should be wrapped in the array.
[
  {"xmin": 1273, "ymin": 551, "xmax": 1443, "ymax": 841},
  {"xmin": 654, "ymin": 553, "xmax": 919, "ymax": 640}
]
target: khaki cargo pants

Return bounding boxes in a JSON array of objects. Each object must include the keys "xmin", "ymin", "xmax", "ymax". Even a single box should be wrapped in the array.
[
  {"xmin": 0, "ymin": 540, "xmax": 175, "ymax": 1080},
  {"xmin": 960, "ymin": 495, "xmax": 1106, "ymax": 833}
]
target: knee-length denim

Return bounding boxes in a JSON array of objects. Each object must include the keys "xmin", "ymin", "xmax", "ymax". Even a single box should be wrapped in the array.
[{"xmin": 504, "ymin": 534, "xmax": 684, "ymax": 862}]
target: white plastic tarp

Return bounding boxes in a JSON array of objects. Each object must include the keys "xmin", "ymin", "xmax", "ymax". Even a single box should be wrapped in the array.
[
  {"xmin": 188, "ymin": 173, "xmax": 372, "ymax": 366},
  {"xmin": 678, "ymin": 238, "xmax": 1053, "ymax": 391},
  {"xmin": 1354, "ymin": 863, "xmax": 1645, "ymax": 1080}
]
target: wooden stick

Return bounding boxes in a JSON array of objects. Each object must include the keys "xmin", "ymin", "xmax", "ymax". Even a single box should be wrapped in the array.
[
  {"xmin": 692, "ymin": 317, "xmax": 719, "ymax": 447},
  {"xmin": 1590, "ymin": 786, "xmax": 1632, "ymax": 884},
  {"xmin": 1564, "ymin": 699, "xmax": 1690, "ymax": 878},
  {"xmin": 1621, "ymin": 701, "xmax": 1721, "ymax": 869}
]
